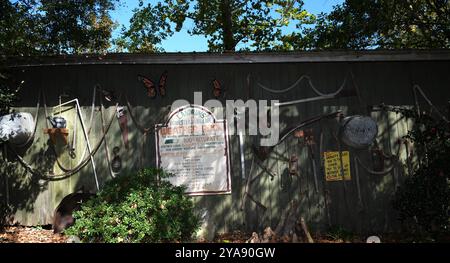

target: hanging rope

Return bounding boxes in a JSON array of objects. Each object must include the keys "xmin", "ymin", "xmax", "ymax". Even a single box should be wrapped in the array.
[
  {"xmin": 9, "ymin": 94, "xmax": 121, "ymax": 181},
  {"xmin": 354, "ymin": 156, "xmax": 397, "ymax": 176},
  {"xmin": 86, "ymin": 85, "xmax": 97, "ymax": 136},
  {"xmin": 99, "ymin": 95, "xmax": 116, "ymax": 178},
  {"xmin": 276, "ymin": 111, "xmax": 341, "ymax": 145},
  {"xmin": 353, "ymin": 156, "xmax": 363, "ymax": 208},
  {"xmin": 256, "ymin": 72, "xmax": 348, "ymax": 96},
  {"xmin": 125, "ymin": 94, "xmax": 152, "ymax": 134},
  {"xmin": 413, "ymin": 84, "xmax": 449, "ymax": 123},
  {"xmin": 65, "ymin": 86, "xmax": 97, "ymax": 165},
  {"xmin": 240, "ymin": 156, "xmax": 255, "ymax": 211},
  {"xmin": 354, "ymin": 140, "xmax": 402, "ymax": 176}
]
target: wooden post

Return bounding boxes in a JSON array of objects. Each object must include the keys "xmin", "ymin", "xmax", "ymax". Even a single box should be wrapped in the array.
[{"xmin": 300, "ymin": 217, "xmax": 314, "ymax": 243}]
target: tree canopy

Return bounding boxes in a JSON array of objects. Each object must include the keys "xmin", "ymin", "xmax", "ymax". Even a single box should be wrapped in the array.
[
  {"xmin": 299, "ymin": 0, "xmax": 450, "ymax": 50},
  {"xmin": 114, "ymin": 1, "xmax": 172, "ymax": 53},
  {"xmin": 1, "ymin": 0, "xmax": 450, "ymax": 55},
  {"xmin": 117, "ymin": 0, "xmax": 314, "ymax": 52},
  {"xmin": 0, "ymin": 0, "xmax": 117, "ymax": 56}
]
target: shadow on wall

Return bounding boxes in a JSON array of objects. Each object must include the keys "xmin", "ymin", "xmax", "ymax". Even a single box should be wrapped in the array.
[
  {"xmin": 0, "ymin": 138, "xmax": 53, "ymax": 228},
  {"xmin": 184, "ymin": 101, "xmax": 418, "ymax": 241}
]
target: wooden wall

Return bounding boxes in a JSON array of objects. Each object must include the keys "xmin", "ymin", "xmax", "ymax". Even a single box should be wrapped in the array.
[{"xmin": 2, "ymin": 58, "xmax": 450, "ymax": 238}]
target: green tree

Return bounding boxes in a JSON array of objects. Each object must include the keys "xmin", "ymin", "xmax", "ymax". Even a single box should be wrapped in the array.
[
  {"xmin": 119, "ymin": 0, "xmax": 314, "ymax": 52},
  {"xmin": 39, "ymin": 0, "xmax": 117, "ymax": 54},
  {"xmin": 0, "ymin": 0, "xmax": 42, "ymax": 56},
  {"xmin": 298, "ymin": 0, "xmax": 450, "ymax": 50},
  {"xmin": 114, "ymin": 1, "xmax": 172, "ymax": 53},
  {"xmin": 0, "ymin": 0, "xmax": 118, "ymax": 56},
  {"xmin": 0, "ymin": 72, "xmax": 20, "ymax": 116}
]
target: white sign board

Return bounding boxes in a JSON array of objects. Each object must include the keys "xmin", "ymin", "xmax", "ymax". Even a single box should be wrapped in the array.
[{"xmin": 155, "ymin": 105, "xmax": 231, "ymax": 196}]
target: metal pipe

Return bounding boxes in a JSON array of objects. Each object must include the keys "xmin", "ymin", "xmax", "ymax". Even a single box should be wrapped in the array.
[
  {"xmin": 308, "ymin": 144, "xmax": 319, "ymax": 193},
  {"xmin": 274, "ymin": 95, "xmax": 335, "ymax": 107},
  {"xmin": 276, "ymin": 111, "xmax": 341, "ymax": 145},
  {"xmin": 354, "ymin": 157, "xmax": 363, "ymax": 207},
  {"xmin": 70, "ymin": 105, "xmax": 77, "ymax": 159},
  {"xmin": 238, "ymin": 129, "xmax": 246, "ymax": 179},
  {"xmin": 75, "ymin": 99, "xmax": 99, "ymax": 190},
  {"xmin": 240, "ymin": 157, "xmax": 255, "ymax": 211},
  {"xmin": 5, "ymin": 167, "xmax": 9, "ymax": 209},
  {"xmin": 56, "ymin": 98, "xmax": 82, "ymax": 108},
  {"xmin": 393, "ymin": 165, "xmax": 399, "ymax": 190},
  {"xmin": 56, "ymin": 98, "xmax": 99, "ymax": 190}
]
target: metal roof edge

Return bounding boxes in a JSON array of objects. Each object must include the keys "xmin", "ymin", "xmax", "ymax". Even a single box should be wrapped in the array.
[{"xmin": 4, "ymin": 50, "xmax": 450, "ymax": 67}]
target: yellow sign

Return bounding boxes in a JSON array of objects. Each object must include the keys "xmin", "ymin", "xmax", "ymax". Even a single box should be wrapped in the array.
[{"xmin": 324, "ymin": 151, "xmax": 351, "ymax": 181}]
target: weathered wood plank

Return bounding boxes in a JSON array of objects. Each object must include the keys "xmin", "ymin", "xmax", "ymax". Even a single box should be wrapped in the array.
[{"xmin": 4, "ymin": 59, "xmax": 450, "ymax": 235}]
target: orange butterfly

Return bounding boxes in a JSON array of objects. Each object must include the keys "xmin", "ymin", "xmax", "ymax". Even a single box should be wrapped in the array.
[
  {"xmin": 212, "ymin": 78, "xmax": 222, "ymax": 98},
  {"xmin": 158, "ymin": 70, "xmax": 168, "ymax": 97},
  {"xmin": 138, "ymin": 74, "xmax": 157, "ymax": 98},
  {"xmin": 138, "ymin": 71, "xmax": 168, "ymax": 98}
]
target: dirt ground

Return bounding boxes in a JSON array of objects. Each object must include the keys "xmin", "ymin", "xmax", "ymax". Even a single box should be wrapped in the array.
[
  {"xmin": 212, "ymin": 230, "xmax": 365, "ymax": 243},
  {"xmin": 213, "ymin": 230, "xmax": 449, "ymax": 243},
  {"xmin": 0, "ymin": 226, "xmax": 67, "ymax": 243},
  {"xmin": 0, "ymin": 226, "xmax": 447, "ymax": 243},
  {"xmin": 0, "ymin": 227, "xmax": 357, "ymax": 243}
]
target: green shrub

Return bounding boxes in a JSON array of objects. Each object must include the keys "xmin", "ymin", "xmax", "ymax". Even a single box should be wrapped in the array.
[
  {"xmin": 391, "ymin": 108, "xmax": 450, "ymax": 235},
  {"xmin": 65, "ymin": 168, "xmax": 201, "ymax": 243},
  {"xmin": 0, "ymin": 69, "xmax": 20, "ymax": 116}
]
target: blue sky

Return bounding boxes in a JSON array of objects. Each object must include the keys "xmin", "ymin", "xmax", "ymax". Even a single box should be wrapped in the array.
[{"xmin": 111, "ymin": 0, "xmax": 344, "ymax": 52}]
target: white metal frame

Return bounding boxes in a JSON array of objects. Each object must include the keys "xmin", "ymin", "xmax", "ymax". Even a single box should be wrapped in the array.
[{"xmin": 53, "ymin": 99, "xmax": 99, "ymax": 190}]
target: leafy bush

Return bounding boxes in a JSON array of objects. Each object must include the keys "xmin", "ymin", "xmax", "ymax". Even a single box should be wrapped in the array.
[
  {"xmin": 0, "ymin": 69, "xmax": 20, "ymax": 116},
  {"xmin": 391, "ymin": 108, "xmax": 450, "ymax": 235},
  {"xmin": 65, "ymin": 168, "xmax": 201, "ymax": 243},
  {"xmin": 1, "ymin": 68, "xmax": 20, "ymax": 229}
]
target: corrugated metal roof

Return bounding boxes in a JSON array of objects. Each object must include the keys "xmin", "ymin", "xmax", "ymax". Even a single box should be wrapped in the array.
[{"xmin": 5, "ymin": 50, "xmax": 450, "ymax": 67}]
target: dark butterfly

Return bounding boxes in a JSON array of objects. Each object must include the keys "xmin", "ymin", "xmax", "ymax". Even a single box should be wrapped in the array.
[
  {"xmin": 138, "ymin": 74, "xmax": 157, "ymax": 98},
  {"xmin": 158, "ymin": 70, "xmax": 168, "ymax": 97},
  {"xmin": 212, "ymin": 78, "xmax": 222, "ymax": 98},
  {"xmin": 138, "ymin": 71, "xmax": 168, "ymax": 98}
]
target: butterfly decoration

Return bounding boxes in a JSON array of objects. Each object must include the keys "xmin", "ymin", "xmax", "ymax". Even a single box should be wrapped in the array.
[
  {"xmin": 138, "ymin": 74, "xmax": 157, "ymax": 98},
  {"xmin": 158, "ymin": 70, "xmax": 168, "ymax": 97},
  {"xmin": 138, "ymin": 71, "xmax": 168, "ymax": 98},
  {"xmin": 212, "ymin": 78, "xmax": 224, "ymax": 98}
]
